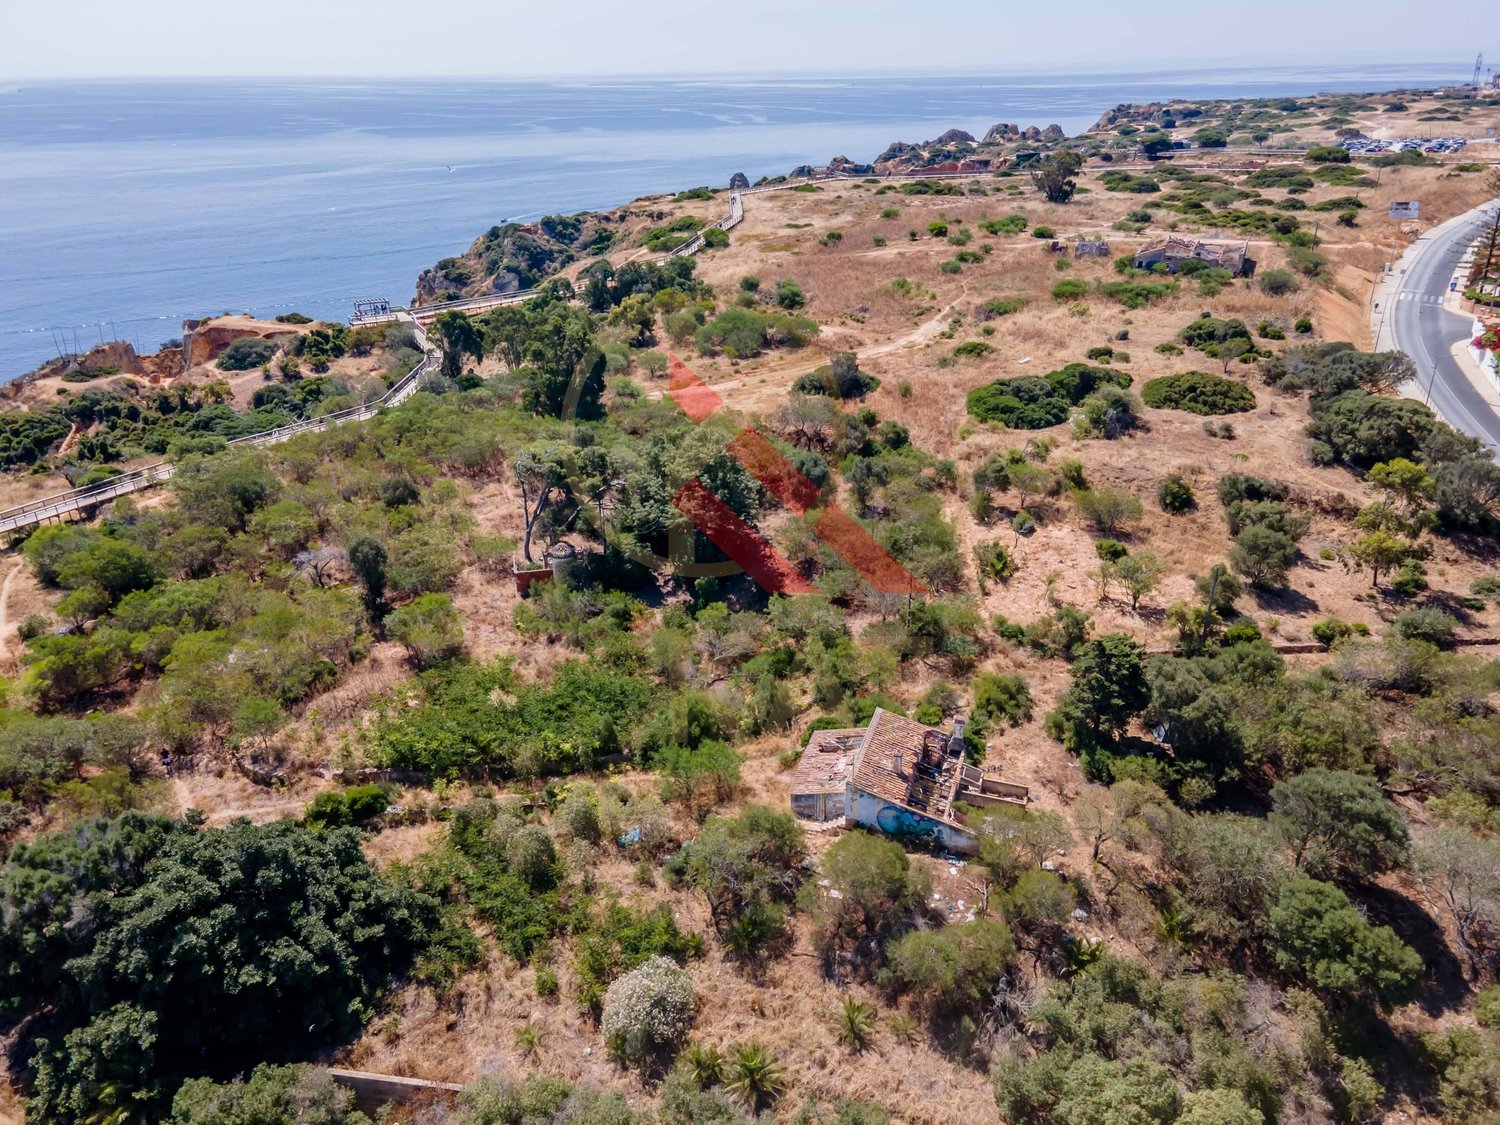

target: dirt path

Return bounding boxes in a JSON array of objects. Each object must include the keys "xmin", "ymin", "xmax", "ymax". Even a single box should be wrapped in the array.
[
  {"xmin": 645, "ymin": 286, "xmax": 968, "ymax": 411},
  {"xmin": 55, "ymin": 421, "xmax": 85, "ymax": 458},
  {"xmin": 0, "ymin": 561, "xmax": 24, "ymax": 671},
  {"xmin": 170, "ymin": 774, "xmax": 308, "ymax": 824}
]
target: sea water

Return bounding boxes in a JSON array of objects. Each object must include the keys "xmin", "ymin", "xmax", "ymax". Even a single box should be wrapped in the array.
[{"xmin": 0, "ymin": 62, "xmax": 1468, "ymax": 378}]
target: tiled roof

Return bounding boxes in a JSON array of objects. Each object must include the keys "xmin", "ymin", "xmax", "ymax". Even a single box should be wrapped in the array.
[
  {"xmin": 851, "ymin": 708, "xmax": 941, "ymax": 807},
  {"xmin": 790, "ymin": 728, "xmax": 864, "ymax": 796}
]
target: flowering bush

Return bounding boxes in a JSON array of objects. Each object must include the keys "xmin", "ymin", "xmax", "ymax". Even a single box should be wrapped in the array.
[
  {"xmin": 600, "ymin": 956, "xmax": 696, "ymax": 1066},
  {"xmin": 1472, "ymin": 326, "xmax": 1500, "ymax": 351}
]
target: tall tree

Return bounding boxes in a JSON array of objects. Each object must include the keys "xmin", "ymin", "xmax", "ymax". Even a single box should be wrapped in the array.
[
  {"xmin": 432, "ymin": 310, "xmax": 483, "ymax": 379},
  {"xmin": 6, "ymin": 814, "xmax": 433, "ymax": 1122},
  {"xmin": 346, "ymin": 536, "xmax": 388, "ymax": 618},
  {"xmin": 1029, "ymin": 151, "xmax": 1085, "ymax": 204},
  {"xmin": 1270, "ymin": 769, "xmax": 1409, "ymax": 882},
  {"xmin": 1050, "ymin": 634, "xmax": 1150, "ymax": 749},
  {"xmin": 512, "ymin": 446, "xmax": 566, "ymax": 565}
]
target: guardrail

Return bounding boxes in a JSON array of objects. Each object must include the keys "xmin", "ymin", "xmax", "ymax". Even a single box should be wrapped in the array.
[{"xmin": 0, "ymin": 318, "xmax": 440, "ymax": 537}]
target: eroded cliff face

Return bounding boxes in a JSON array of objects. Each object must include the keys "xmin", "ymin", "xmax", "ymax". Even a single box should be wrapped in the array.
[
  {"xmin": 182, "ymin": 319, "xmax": 297, "ymax": 368},
  {"xmin": 5, "ymin": 341, "xmax": 149, "ymax": 398}
]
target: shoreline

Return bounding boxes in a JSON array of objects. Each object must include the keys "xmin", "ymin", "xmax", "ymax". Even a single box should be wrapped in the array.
[{"xmin": 0, "ymin": 64, "xmax": 1475, "ymax": 379}]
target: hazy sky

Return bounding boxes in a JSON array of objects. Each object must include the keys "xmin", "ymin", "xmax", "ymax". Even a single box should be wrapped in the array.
[{"xmin": 2, "ymin": 0, "xmax": 1492, "ymax": 80}]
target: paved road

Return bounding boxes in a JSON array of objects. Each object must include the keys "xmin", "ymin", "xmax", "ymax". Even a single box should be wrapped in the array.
[{"xmin": 1383, "ymin": 204, "xmax": 1500, "ymax": 454}]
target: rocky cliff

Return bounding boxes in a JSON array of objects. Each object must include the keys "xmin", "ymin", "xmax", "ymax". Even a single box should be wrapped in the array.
[{"xmin": 414, "ymin": 211, "xmax": 624, "ymax": 306}]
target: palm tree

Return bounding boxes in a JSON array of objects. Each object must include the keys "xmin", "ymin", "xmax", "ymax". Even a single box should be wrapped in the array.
[
  {"xmin": 887, "ymin": 1011, "xmax": 919, "ymax": 1046},
  {"xmin": 681, "ymin": 1042, "xmax": 728, "ymax": 1088},
  {"xmin": 514, "ymin": 1021, "xmax": 543, "ymax": 1060},
  {"xmin": 835, "ymin": 995, "xmax": 877, "ymax": 1053},
  {"xmin": 727, "ymin": 1042, "xmax": 785, "ymax": 1114}
]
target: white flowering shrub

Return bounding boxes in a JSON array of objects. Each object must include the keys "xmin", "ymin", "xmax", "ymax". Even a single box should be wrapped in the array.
[{"xmin": 600, "ymin": 956, "xmax": 696, "ymax": 1065}]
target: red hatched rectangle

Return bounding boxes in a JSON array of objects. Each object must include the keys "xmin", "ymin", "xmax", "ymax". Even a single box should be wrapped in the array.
[{"xmin": 671, "ymin": 479, "xmax": 815, "ymax": 595}]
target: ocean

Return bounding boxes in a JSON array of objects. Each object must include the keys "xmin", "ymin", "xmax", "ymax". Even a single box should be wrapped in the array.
[{"xmin": 0, "ymin": 62, "xmax": 1470, "ymax": 379}]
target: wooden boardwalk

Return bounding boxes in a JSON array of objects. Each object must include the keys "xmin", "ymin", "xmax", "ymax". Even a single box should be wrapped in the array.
[{"xmin": 0, "ymin": 319, "xmax": 439, "ymax": 537}]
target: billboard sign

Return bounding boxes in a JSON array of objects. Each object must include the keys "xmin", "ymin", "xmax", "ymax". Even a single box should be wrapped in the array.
[{"xmin": 1389, "ymin": 200, "xmax": 1421, "ymax": 219}]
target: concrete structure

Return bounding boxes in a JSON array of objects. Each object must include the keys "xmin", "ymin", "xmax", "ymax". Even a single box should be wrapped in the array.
[
  {"xmin": 789, "ymin": 709, "xmax": 1028, "ymax": 854},
  {"xmin": 1133, "ymin": 236, "xmax": 1253, "ymax": 277},
  {"xmin": 1075, "ymin": 240, "xmax": 1110, "ymax": 259},
  {"xmin": 329, "ymin": 1069, "xmax": 461, "ymax": 1116}
]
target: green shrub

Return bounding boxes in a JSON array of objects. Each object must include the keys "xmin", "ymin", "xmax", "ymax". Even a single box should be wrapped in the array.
[
  {"xmin": 172, "ymin": 1064, "xmax": 363, "ymax": 1124},
  {"xmin": 600, "ymin": 956, "xmax": 697, "ymax": 1067},
  {"xmin": 694, "ymin": 308, "xmax": 817, "ymax": 357},
  {"xmin": 980, "ymin": 215, "xmax": 1028, "ymax": 235},
  {"xmin": 1141, "ymin": 371, "xmax": 1255, "ymax": 415},
  {"xmin": 983, "ymin": 296, "xmax": 1030, "ymax": 318},
  {"xmin": 966, "ymin": 364, "xmax": 1130, "ymax": 429},
  {"xmin": 1470, "ymin": 576, "xmax": 1500, "ymax": 599},
  {"xmin": 1257, "ymin": 269, "xmax": 1301, "ymax": 296},
  {"xmin": 1096, "ymin": 281, "xmax": 1177, "ymax": 308},
  {"xmin": 1157, "ymin": 474, "xmax": 1196, "ymax": 513},
  {"xmin": 954, "ymin": 341, "xmax": 994, "ymax": 359},
  {"xmin": 216, "ymin": 337, "xmax": 279, "ymax": 371},
  {"xmin": 1032, "ymin": 226, "xmax": 1056, "ymax": 239},
  {"xmin": 792, "ymin": 352, "xmax": 878, "ymax": 398},
  {"xmin": 1394, "ymin": 607, "xmax": 1457, "ymax": 648},
  {"xmin": 1179, "ymin": 315, "xmax": 1253, "ymax": 351},
  {"xmin": 1051, "ymin": 279, "xmax": 1088, "ymax": 300},
  {"xmin": 1389, "ymin": 559, "xmax": 1428, "ymax": 599},
  {"xmin": 1310, "ymin": 618, "xmax": 1370, "ymax": 648},
  {"xmin": 974, "ymin": 542, "xmax": 1018, "ymax": 589},
  {"xmin": 304, "ymin": 785, "xmax": 389, "ymax": 829},
  {"xmin": 774, "ymin": 279, "xmax": 806, "ymax": 310}
]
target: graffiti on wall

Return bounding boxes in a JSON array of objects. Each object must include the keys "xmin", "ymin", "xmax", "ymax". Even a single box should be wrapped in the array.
[{"xmin": 874, "ymin": 803, "xmax": 946, "ymax": 842}]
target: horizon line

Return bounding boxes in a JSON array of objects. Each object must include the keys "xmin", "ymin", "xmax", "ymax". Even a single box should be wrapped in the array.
[{"xmin": 1, "ymin": 55, "xmax": 1477, "ymax": 86}]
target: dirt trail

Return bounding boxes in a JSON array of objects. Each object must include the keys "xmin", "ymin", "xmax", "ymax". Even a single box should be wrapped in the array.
[
  {"xmin": 0, "ymin": 561, "xmax": 23, "ymax": 670},
  {"xmin": 170, "ymin": 774, "xmax": 308, "ymax": 824},
  {"xmin": 645, "ymin": 285, "xmax": 967, "ymax": 410}
]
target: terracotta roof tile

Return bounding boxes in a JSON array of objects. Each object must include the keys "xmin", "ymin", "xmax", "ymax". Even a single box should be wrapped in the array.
[
  {"xmin": 790, "ymin": 728, "xmax": 864, "ymax": 796},
  {"xmin": 851, "ymin": 708, "xmax": 948, "ymax": 807}
]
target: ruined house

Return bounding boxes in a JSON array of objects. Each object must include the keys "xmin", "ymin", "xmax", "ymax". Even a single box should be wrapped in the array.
[
  {"xmin": 788, "ymin": 709, "xmax": 1028, "ymax": 854},
  {"xmin": 1074, "ymin": 240, "xmax": 1110, "ymax": 259},
  {"xmin": 1133, "ymin": 236, "xmax": 1253, "ymax": 277}
]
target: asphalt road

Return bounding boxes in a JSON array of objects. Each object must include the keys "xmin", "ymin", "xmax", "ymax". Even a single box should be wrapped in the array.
[{"xmin": 1383, "ymin": 206, "xmax": 1500, "ymax": 454}]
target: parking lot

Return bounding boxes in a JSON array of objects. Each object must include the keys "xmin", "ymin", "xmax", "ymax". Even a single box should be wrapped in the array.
[{"xmin": 1339, "ymin": 136, "xmax": 1468, "ymax": 155}]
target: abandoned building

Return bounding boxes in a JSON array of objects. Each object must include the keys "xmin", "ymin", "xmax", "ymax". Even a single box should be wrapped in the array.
[
  {"xmin": 789, "ymin": 708, "xmax": 1029, "ymax": 854},
  {"xmin": 1074, "ymin": 240, "xmax": 1110, "ymax": 259},
  {"xmin": 1132, "ymin": 236, "xmax": 1254, "ymax": 277}
]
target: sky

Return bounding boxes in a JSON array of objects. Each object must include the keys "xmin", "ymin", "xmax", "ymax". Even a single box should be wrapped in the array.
[{"xmin": 2, "ymin": 0, "xmax": 1493, "ymax": 80}]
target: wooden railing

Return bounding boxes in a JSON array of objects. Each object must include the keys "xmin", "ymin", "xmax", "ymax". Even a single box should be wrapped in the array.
[
  {"xmin": 2, "ymin": 167, "xmax": 1003, "ymax": 537},
  {"xmin": 0, "ymin": 319, "xmax": 439, "ymax": 537}
]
